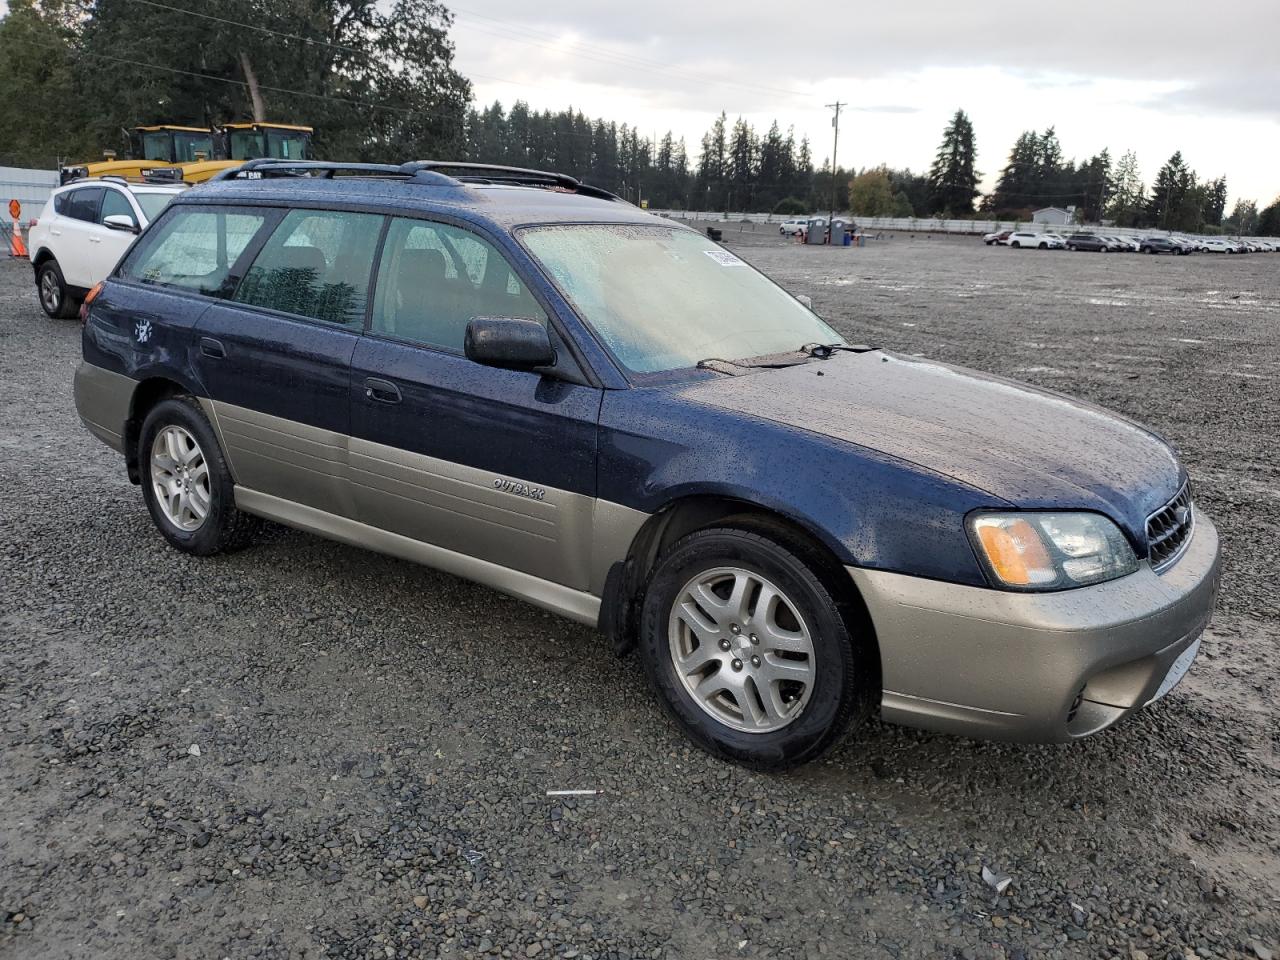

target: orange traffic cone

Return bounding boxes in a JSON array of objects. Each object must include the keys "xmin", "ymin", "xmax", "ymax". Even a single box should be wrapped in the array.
[{"xmin": 9, "ymin": 222, "xmax": 28, "ymax": 258}]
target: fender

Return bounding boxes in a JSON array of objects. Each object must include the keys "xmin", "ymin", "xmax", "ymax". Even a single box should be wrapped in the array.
[{"xmin": 598, "ymin": 385, "xmax": 1001, "ymax": 588}]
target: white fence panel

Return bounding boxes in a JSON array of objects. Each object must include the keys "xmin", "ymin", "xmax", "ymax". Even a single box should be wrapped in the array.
[{"xmin": 0, "ymin": 167, "xmax": 58, "ymax": 220}]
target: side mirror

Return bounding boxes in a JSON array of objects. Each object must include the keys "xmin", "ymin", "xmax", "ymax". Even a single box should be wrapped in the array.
[
  {"xmin": 464, "ymin": 317, "xmax": 555, "ymax": 371},
  {"xmin": 103, "ymin": 214, "xmax": 139, "ymax": 234}
]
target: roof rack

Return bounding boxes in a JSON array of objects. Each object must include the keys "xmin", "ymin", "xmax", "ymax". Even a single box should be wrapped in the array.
[
  {"xmin": 209, "ymin": 158, "xmax": 622, "ymax": 202},
  {"xmin": 401, "ymin": 161, "xmax": 621, "ymax": 202}
]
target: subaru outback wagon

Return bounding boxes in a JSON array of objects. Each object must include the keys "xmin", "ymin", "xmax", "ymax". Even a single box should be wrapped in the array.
[{"xmin": 73, "ymin": 159, "xmax": 1220, "ymax": 769}]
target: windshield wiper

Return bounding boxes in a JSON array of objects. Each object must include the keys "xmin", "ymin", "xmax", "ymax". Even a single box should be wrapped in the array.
[
  {"xmin": 695, "ymin": 354, "xmax": 813, "ymax": 375},
  {"xmin": 799, "ymin": 342, "xmax": 879, "ymax": 358}
]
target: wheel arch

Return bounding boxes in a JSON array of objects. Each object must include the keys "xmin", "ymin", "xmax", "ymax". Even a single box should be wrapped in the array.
[
  {"xmin": 123, "ymin": 376, "xmax": 196, "ymax": 483},
  {"xmin": 602, "ymin": 493, "xmax": 878, "ymax": 671}
]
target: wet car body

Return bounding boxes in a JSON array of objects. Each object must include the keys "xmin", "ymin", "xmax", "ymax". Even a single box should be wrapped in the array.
[{"xmin": 74, "ymin": 160, "xmax": 1220, "ymax": 761}]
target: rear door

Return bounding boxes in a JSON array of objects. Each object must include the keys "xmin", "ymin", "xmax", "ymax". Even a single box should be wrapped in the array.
[
  {"xmin": 57, "ymin": 186, "xmax": 105, "ymax": 288},
  {"xmin": 194, "ymin": 206, "xmax": 384, "ymax": 518},
  {"xmin": 90, "ymin": 188, "xmax": 141, "ymax": 280},
  {"xmin": 348, "ymin": 215, "xmax": 602, "ymax": 591}
]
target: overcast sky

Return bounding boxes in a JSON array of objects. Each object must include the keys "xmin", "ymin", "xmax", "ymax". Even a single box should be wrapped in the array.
[{"xmin": 448, "ymin": 0, "xmax": 1280, "ymax": 209}]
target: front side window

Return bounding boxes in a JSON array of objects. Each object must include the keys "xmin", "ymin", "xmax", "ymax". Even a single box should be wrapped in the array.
[
  {"xmin": 234, "ymin": 209, "xmax": 382, "ymax": 328},
  {"xmin": 521, "ymin": 224, "xmax": 841, "ymax": 374},
  {"xmin": 66, "ymin": 187, "xmax": 104, "ymax": 223},
  {"xmin": 119, "ymin": 207, "xmax": 267, "ymax": 295},
  {"xmin": 370, "ymin": 217, "xmax": 545, "ymax": 351},
  {"xmin": 99, "ymin": 189, "xmax": 135, "ymax": 227},
  {"xmin": 173, "ymin": 132, "xmax": 214, "ymax": 163}
]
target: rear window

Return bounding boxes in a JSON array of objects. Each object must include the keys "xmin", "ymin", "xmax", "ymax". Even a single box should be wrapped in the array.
[{"xmin": 119, "ymin": 207, "xmax": 268, "ymax": 296}]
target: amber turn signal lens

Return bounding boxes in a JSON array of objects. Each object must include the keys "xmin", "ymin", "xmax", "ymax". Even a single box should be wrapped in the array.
[
  {"xmin": 974, "ymin": 518, "xmax": 1054, "ymax": 586},
  {"xmin": 79, "ymin": 282, "xmax": 104, "ymax": 323}
]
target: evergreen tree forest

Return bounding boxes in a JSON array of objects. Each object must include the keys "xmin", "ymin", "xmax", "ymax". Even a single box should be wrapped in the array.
[{"xmin": 0, "ymin": 1, "xmax": 1272, "ymax": 230}]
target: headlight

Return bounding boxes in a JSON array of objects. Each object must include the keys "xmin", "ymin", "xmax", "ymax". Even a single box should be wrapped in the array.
[{"xmin": 968, "ymin": 512, "xmax": 1139, "ymax": 591}]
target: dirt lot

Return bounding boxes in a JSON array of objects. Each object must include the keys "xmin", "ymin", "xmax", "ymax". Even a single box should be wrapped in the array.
[{"xmin": 1, "ymin": 233, "xmax": 1277, "ymax": 960}]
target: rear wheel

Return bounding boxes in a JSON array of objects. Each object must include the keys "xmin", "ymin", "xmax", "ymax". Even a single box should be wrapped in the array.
[
  {"xmin": 1038, "ymin": 242, "xmax": 1048, "ymax": 249},
  {"xmin": 138, "ymin": 397, "xmax": 260, "ymax": 555},
  {"xmin": 639, "ymin": 522, "xmax": 876, "ymax": 770},
  {"xmin": 37, "ymin": 260, "xmax": 78, "ymax": 319}
]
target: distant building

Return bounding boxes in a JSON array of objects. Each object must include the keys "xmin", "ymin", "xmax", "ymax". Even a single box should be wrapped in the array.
[{"xmin": 1032, "ymin": 206, "xmax": 1076, "ymax": 225}]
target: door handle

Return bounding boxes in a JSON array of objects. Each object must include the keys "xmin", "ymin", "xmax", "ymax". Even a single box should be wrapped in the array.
[
  {"xmin": 199, "ymin": 337, "xmax": 226, "ymax": 359},
  {"xmin": 89, "ymin": 236, "xmax": 101, "ymax": 244},
  {"xmin": 364, "ymin": 377, "xmax": 402, "ymax": 404}
]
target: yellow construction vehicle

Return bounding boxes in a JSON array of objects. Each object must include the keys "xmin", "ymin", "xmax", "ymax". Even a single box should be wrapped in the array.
[
  {"xmin": 160, "ymin": 122, "xmax": 314, "ymax": 182},
  {"xmin": 61, "ymin": 122, "xmax": 314, "ymax": 185}
]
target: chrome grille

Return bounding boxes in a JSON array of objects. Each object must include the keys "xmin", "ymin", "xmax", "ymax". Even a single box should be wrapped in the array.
[{"xmin": 1147, "ymin": 482, "xmax": 1194, "ymax": 571}]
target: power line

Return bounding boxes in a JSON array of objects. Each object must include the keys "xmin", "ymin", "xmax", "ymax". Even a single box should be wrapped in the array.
[
  {"xmin": 448, "ymin": 5, "xmax": 811, "ymax": 103},
  {"xmin": 119, "ymin": 0, "xmax": 365, "ymax": 55}
]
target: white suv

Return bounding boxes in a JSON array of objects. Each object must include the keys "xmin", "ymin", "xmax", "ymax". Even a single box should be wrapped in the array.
[
  {"xmin": 29, "ymin": 178, "xmax": 186, "ymax": 318},
  {"xmin": 779, "ymin": 218, "xmax": 807, "ymax": 236}
]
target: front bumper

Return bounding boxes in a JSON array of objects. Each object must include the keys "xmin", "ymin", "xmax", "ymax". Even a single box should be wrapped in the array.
[{"xmin": 848, "ymin": 515, "xmax": 1221, "ymax": 742}]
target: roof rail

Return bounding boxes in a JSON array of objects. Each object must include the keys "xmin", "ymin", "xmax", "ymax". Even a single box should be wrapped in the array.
[
  {"xmin": 208, "ymin": 158, "xmax": 623, "ymax": 201},
  {"xmin": 400, "ymin": 161, "xmax": 622, "ymax": 201},
  {"xmin": 208, "ymin": 159, "xmax": 459, "ymax": 186}
]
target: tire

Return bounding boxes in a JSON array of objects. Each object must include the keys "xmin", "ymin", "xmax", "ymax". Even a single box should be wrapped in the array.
[
  {"xmin": 639, "ymin": 520, "xmax": 876, "ymax": 770},
  {"xmin": 1038, "ymin": 242, "xmax": 1047, "ymax": 249},
  {"xmin": 138, "ymin": 396, "xmax": 260, "ymax": 556},
  {"xmin": 1010, "ymin": 241, "xmax": 1020, "ymax": 248},
  {"xmin": 37, "ymin": 260, "xmax": 78, "ymax": 319},
  {"xmin": 1067, "ymin": 245, "xmax": 1075, "ymax": 251}
]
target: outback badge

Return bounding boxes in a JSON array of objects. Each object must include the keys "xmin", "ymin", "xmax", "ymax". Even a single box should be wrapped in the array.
[{"xmin": 493, "ymin": 477, "xmax": 546, "ymax": 501}]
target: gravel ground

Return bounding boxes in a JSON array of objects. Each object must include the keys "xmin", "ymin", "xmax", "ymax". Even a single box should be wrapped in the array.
[{"xmin": 1, "ymin": 234, "xmax": 1277, "ymax": 960}]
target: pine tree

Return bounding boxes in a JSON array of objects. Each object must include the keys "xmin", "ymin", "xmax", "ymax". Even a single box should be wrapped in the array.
[
  {"xmin": 1106, "ymin": 150, "xmax": 1145, "ymax": 227},
  {"xmin": 926, "ymin": 109, "xmax": 979, "ymax": 216}
]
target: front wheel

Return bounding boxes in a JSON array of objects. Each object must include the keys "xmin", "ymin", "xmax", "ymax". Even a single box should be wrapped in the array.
[
  {"xmin": 139, "ymin": 397, "xmax": 260, "ymax": 555},
  {"xmin": 37, "ymin": 260, "xmax": 78, "ymax": 319},
  {"xmin": 639, "ymin": 522, "xmax": 876, "ymax": 770}
]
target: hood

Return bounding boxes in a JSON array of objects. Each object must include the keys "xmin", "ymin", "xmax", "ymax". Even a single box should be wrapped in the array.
[{"xmin": 675, "ymin": 351, "xmax": 1182, "ymax": 544}]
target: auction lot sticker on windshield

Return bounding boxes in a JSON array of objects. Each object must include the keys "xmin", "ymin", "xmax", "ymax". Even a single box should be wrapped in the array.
[{"xmin": 704, "ymin": 249, "xmax": 746, "ymax": 267}]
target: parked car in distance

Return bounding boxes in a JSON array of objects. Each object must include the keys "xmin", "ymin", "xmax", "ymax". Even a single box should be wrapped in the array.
[
  {"xmin": 29, "ymin": 177, "xmax": 187, "ymax": 318},
  {"xmin": 1065, "ymin": 233, "xmax": 1111, "ymax": 252},
  {"xmin": 1168, "ymin": 236, "xmax": 1198, "ymax": 255},
  {"xmin": 779, "ymin": 219, "xmax": 806, "ymax": 236},
  {"xmin": 1041, "ymin": 233, "xmax": 1068, "ymax": 249},
  {"xmin": 1006, "ymin": 230, "xmax": 1061, "ymax": 249},
  {"xmin": 1139, "ymin": 236, "xmax": 1183, "ymax": 255},
  {"xmin": 1201, "ymin": 238, "xmax": 1233, "ymax": 254},
  {"xmin": 1102, "ymin": 236, "xmax": 1138, "ymax": 252},
  {"xmin": 73, "ymin": 158, "xmax": 1221, "ymax": 770},
  {"xmin": 983, "ymin": 229, "xmax": 1012, "ymax": 245}
]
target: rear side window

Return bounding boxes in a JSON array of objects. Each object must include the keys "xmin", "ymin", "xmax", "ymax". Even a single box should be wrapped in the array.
[
  {"xmin": 119, "ymin": 207, "xmax": 267, "ymax": 295},
  {"xmin": 233, "ymin": 209, "xmax": 383, "ymax": 329},
  {"xmin": 370, "ymin": 217, "xmax": 545, "ymax": 351},
  {"xmin": 66, "ymin": 187, "xmax": 104, "ymax": 223},
  {"xmin": 53, "ymin": 192, "xmax": 70, "ymax": 215}
]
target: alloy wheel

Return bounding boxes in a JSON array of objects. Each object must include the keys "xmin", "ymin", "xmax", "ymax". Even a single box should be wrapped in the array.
[
  {"xmin": 150, "ymin": 425, "xmax": 211, "ymax": 532},
  {"xmin": 667, "ymin": 566, "xmax": 816, "ymax": 733},
  {"xmin": 40, "ymin": 270, "xmax": 60, "ymax": 314}
]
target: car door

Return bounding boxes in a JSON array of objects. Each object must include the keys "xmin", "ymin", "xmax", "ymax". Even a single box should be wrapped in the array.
[
  {"xmin": 193, "ymin": 206, "xmax": 384, "ymax": 519},
  {"xmin": 92, "ymin": 188, "xmax": 142, "ymax": 281},
  {"xmin": 57, "ymin": 186, "xmax": 105, "ymax": 288},
  {"xmin": 348, "ymin": 215, "xmax": 602, "ymax": 592}
]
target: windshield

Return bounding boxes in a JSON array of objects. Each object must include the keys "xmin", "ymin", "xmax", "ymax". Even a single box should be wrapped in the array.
[
  {"xmin": 228, "ymin": 131, "xmax": 265, "ymax": 160},
  {"xmin": 134, "ymin": 191, "xmax": 179, "ymax": 222},
  {"xmin": 140, "ymin": 132, "xmax": 172, "ymax": 162},
  {"xmin": 173, "ymin": 132, "xmax": 214, "ymax": 162},
  {"xmin": 521, "ymin": 224, "xmax": 842, "ymax": 374},
  {"xmin": 266, "ymin": 130, "xmax": 309, "ymax": 159}
]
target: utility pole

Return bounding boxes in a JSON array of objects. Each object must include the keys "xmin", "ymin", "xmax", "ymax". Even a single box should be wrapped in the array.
[{"xmin": 825, "ymin": 101, "xmax": 847, "ymax": 242}]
